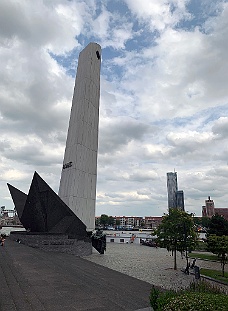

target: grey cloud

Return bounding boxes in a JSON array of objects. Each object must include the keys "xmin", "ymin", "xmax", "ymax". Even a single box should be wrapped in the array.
[
  {"xmin": 2, "ymin": 143, "xmax": 62, "ymax": 167},
  {"xmin": 207, "ymin": 166, "xmax": 228, "ymax": 179},
  {"xmin": 0, "ymin": 47, "xmax": 73, "ymax": 139},
  {"xmin": 137, "ymin": 189, "xmax": 152, "ymax": 196},
  {"xmin": 127, "ymin": 171, "xmax": 158, "ymax": 182},
  {"xmin": 104, "ymin": 192, "xmax": 125, "ymax": 199},
  {"xmin": 99, "ymin": 117, "xmax": 151, "ymax": 154},
  {"xmin": 0, "ymin": 0, "xmax": 29, "ymax": 40},
  {"xmin": 212, "ymin": 117, "xmax": 228, "ymax": 139},
  {"xmin": 213, "ymin": 150, "xmax": 228, "ymax": 162},
  {"xmin": 0, "ymin": 140, "xmax": 10, "ymax": 152},
  {"xmin": 0, "ymin": 0, "xmax": 82, "ymax": 53}
]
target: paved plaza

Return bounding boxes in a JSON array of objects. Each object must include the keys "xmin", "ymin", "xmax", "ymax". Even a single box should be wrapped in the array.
[
  {"xmin": 84, "ymin": 242, "xmax": 228, "ymax": 292},
  {"xmin": 0, "ymin": 239, "xmax": 153, "ymax": 311},
  {"xmin": 0, "ymin": 238, "xmax": 227, "ymax": 311}
]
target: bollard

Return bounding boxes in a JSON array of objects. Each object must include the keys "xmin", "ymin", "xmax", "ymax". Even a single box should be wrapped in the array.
[{"xmin": 194, "ymin": 266, "xmax": 200, "ymax": 279}]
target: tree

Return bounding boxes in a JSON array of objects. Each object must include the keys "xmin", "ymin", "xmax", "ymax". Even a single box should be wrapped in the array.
[
  {"xmin": 95, "ymin": 217, "xmax": 100, "ymax": 227},
  {"xmin": 108, "ymin": 216, "xmax": 114, "ymax": 226},
  {"xmin": 155, "ymin": 209, "xmax": 198, "ymax": 270},
  {"xmin": 207, "ymin": 235, "xmax": 228, "ymax": 277},
  {"xmin": 193, "ymin": 217, "xmax": 201, "ymax": 226},
  {"xmin": 100, "ymin": 214, "xmax": 109, "ymax": 227},
  {"xmin": 207, "ymin": 214, "xmax": 228, "ymax": 236},
  {"xmin": 201, "ymin": 217, "xmax": 210, "ymax": 229},
  {"xmin": 193, "ymin": 216, "xmax": 210, "ymax": 230},
  {"xmin": 115, "ymin": 219, "xmax": 120, "ymax": 226}
]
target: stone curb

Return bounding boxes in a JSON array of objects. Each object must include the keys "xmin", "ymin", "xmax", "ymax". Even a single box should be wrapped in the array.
[
  {"xmin": 182, "ymin": 267, "xmax": 228, "ymax": 287},
  {"xmin": 135, "ymin": 308, "xmax": 153, "ymax": 311}
]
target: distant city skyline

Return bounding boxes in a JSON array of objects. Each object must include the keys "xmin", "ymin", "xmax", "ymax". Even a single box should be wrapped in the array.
[{"xmin": 167, "ymin": 171, "xmax": 185, "ymax": 211}]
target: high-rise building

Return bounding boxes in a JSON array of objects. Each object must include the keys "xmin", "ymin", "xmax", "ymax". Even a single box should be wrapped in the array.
[
  {"xmin": 58, "ymin": 43, "xmax": 101, "ymax": 232},
  {"xmin": 167, "ymin": 171, "xmax": 185, "ymax": 211},
  {"xmin": 167, "ymin": 172, "xmax": 178, "ymax": 209},
  {"xmin": 176, "ymin": 190, "xmax": 185, "ymax": 211}
]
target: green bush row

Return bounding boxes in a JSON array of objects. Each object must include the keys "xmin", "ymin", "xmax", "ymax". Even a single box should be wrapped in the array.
[{"xmin": 150, "ymin": 280, "xmax": 228, "ymax": 311}]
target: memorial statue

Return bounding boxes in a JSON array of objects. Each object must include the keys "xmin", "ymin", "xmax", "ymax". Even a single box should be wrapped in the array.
[{"xmin": 91, "ymin": 229, "xmax": 106, "ymax": 254}]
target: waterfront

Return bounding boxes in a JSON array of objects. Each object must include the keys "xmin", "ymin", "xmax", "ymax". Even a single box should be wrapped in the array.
[
  {"xmin": 84, "ymin": 242, "xmax": 227, "ymax": 292},
  {"xmin": 103, "ymin": 230, "xmax": 206, "ymax": 239},
  {"xmin": 0, "ymin": 226, "xmax": 25, "ymax": 236}
]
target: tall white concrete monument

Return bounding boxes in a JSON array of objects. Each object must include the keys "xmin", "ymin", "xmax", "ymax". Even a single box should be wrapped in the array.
[{"xmin": 59, "ymin": 42, "xmax": 101, "ymax": 232}]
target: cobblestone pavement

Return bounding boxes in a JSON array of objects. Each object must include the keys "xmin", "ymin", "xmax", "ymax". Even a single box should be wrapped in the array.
[{"xmin": 84, "ymin": 243, "xmax": 228, "ymax": 292}]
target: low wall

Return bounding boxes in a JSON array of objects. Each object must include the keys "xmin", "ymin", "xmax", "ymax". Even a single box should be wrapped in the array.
[{"xmin": 9, "ymin": 231, "xmax": 92, "ymax": 256}]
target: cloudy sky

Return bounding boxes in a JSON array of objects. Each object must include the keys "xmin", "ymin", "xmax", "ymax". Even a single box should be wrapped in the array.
[{"xmin": 1, "ymin": 0, "xmax": 228, "ymax": 218}]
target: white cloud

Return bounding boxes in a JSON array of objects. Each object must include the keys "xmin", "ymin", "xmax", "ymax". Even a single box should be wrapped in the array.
[
  {"xmin": 167, "ymin": 131, "xmax": 214, "ymax": 147},
  {"xmin": 109, "ymin": 4, "xmax": 228, "ymax": 123},
  {"xmin": 0, "ymin": 169, "xmax": 30, "ymax": 182},
  {"xmin": 91, "ymin": 7, "xmax": 134, "ymax": 49},
  {"xmin": 124, "ymin": 0, "xmax": 191, "ymax": 31},
  {"xmin": 92, "ymin": 7, "xmax": 111, "ymax": 39}
]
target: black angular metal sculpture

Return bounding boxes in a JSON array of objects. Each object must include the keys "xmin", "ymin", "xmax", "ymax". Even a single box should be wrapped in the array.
[
  {"xmin": 7, "ymin": 184, "xmax": 27, "ymax": 219},
  {"xmin": 7, "ymin": 172, "xmax": 87, "ymax": 239},
  {"xmin": 91, "ymin": 229, "xmax": 106, "ymax": 254}
]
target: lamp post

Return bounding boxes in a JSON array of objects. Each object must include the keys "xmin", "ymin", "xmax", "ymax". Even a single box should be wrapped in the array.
[{"xmin": 183, "ymin": 222, "xmax": 190, "ymax": 274}]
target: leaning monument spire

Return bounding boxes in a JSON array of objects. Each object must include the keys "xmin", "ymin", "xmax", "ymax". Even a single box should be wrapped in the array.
[{"xmin": 58, "ymin": 42, "xmax": 101, "ymax": 232}]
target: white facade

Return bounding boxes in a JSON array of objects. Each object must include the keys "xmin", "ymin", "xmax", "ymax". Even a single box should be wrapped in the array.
[
  {"xmin": 106, "ymin": 234, "xmax": 141, "ymax": 244},
  {"xmin": 105, "ymin": 232, "xmax": 157, "ymax": 244},
  {"xmin": 59, "ymin": 43, "xmax": 101, "ymax": 231}
]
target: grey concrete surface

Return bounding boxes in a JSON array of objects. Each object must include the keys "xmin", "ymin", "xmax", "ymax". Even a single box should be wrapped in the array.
[{"xmin": 0, "ymin": 239, "xmax": 153, "ymax": 311}]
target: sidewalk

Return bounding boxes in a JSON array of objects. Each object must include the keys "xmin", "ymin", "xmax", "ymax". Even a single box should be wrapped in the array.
[{"xmin": 0, "ymin": 239, "xmax": 153, "ymax": 311}]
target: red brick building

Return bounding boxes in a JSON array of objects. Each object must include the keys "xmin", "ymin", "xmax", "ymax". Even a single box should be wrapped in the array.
[
  {"xmin": 144, "ymin": 216, "xmax": 163, "ymax": 229},
  {"xmin": 202, "ymin": 196, "xmax": 228, "ymax": 221}
]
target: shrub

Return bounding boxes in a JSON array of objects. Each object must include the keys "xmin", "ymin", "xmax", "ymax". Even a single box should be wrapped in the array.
[
  {"xmin": 149, "ymin": 287, "xmax": 180, "ymax": 311},
  {"xmin": 162, "ymin": 292, "xmax": 228, "ymax": 311},
  {"xmin": 150, "ymin": 280, "xmax": 227, "ymax": 311},
  {"xmin": 188, "ymin": 279, "xmax": 225, "ymax": 294},
  {"xmin": 149, "ymin": 286, "xmax": 159, "ymax": 310}
]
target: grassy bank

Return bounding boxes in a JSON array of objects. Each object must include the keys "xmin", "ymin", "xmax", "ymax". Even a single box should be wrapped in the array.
[
  {"xmin": 188, "ymin": 252, "xmax": 228, "ymax": 284},
  {"xmin": 188, "ymin": 252, "xmax": 219, "ymax": 261},
  {"xmin": 200, "ymin": 268, "xmax": 228, "ymax": 284}
]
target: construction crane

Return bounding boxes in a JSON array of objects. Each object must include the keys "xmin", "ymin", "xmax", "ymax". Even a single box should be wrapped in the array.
[{"xmin": 0, "ymin": 206, "xmax": 17, "ymax": 216}]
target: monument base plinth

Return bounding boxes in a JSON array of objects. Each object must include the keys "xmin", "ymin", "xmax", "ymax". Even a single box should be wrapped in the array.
[{"xmin": 9, "ymin": 231, "xmax": 92, "ymax": 256}]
